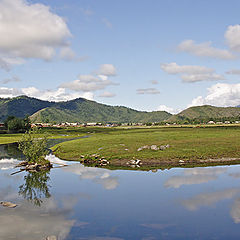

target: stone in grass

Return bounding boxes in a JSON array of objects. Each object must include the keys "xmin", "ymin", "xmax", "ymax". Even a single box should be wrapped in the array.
[
  {"xmin": 179, "ymin": 160, "xmax": 185, "ymax": 163},
  {"xmin": 0, "ymin": 201, "xmax": 17, "ymax": 208},
  {"xmin": 150, "ymin": 145, "xmax": 159, "ymax": 150}
]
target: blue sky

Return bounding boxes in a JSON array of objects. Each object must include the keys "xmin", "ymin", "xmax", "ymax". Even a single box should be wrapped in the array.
[{"xmin": 1, "ymin": 0, "xmax": 240, "ymax": 113}]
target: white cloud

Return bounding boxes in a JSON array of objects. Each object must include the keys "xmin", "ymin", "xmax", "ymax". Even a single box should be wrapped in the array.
[
  {"xmin": 161, "ymin": 62, "xmax": 224, "ymax": 83},
  {"xmin": 98, "ymin": 91, "xmax": 116, "ymax": 98},
  {"xmin": 226, "ymin": 69, "xmax": 240, "ymax": 75},
  {"xmin": 231, "ymin": 198, "xmax": 240, "ymax": 223},
  {"xmin": 0, "ymin": 197, "xmax": 75, "ymax": 240},
  {"xmin": 0, "ymin": 0, "xmax": 72, "ymax": 69},
  {"xmin": 60, "ymin": 76, "xmax": 116, "ymax": 92},
  {"xmin": 178, "ymin": 40, "xmax": 236, "ymax": 60},
  {"xmin": 161, "ymin": 62, "xmax": 213, "ymax": 75},
  {"xmin": 157, "ymin": 105, "xmax": 181, "ymax": 114},
  {"xmin": 189, "ymin": 83, "xmax": 240, "ymax": 107},
  {"xmin": 0, "ymin": 86, "xmax": 94, "ymax": 101},
  {"xmin": 98, "ymin": 64, "xmax": 117, "ymax": 76},
  {"xmin": 182, "ymin": 188, "xmax": 239, "ymax": 211},
  {"xmin": 164, "ymin": 167, "xmax": 227, "ymax": 188},
  {"xmin": 136, "ymin": 88, "xmax": 160, "ymax": 95},
  {"xmin": 181, "ymin": 73, "xmax": 225, "ymax": 83},
  {"xmin": 225, "ymin": 25, "xmax": 240, "ymax": 52},
  {"xmin": 63, "ymin": 164, "xmax": 119, "ymax": 190}
]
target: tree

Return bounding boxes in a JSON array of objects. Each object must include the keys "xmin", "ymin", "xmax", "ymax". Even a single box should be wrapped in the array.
[
  {"xmin": 18, "ymin": 128, "xmax": 49, "ymax": 164},
  {"xmin": 4, "ymin": 116, "xmax": 31, "ymax": 132}
]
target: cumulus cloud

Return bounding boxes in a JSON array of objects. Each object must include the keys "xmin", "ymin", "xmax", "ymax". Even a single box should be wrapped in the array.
[
  {"xmin": 181, "ymin": 73, "xmax": 225, "ymax": 83},
  {"xmin": 136, "ymin": 88, "xmax": 160, "ymax": 95},
  {"xmin": 0, "ymin": 0, "xmax": 73, "ymax": 69},
  {"xmin": 225, "ymin": 25, "xmax": 240, "ymax": 52},
  {"xmin": 226, "ymin": 69, "xmax": 240, "ymax": 75},
  {"xmin": 0, "ymin": 197, "xmax": 76, "ymax": 240},
  {"xmin": 161, "ymin": 62, "xmax": 213, "ymax": 75},
  {"xmin": 0, "ymin": 86, "xmax": 94, "ymax": 101},
  {"xmin": 189, "ymin": 83, "xmax": 240, "ymax": 107},
  {"xmin": 60, "ymin": 75, "xmax": 116, "ymax": 92},
  {"xmin": 161, "ymin": 62, "xmax": 224, "ymax": 83},
  {"xmin": 157, "ymin": 105, "xmax": 181, "ymax": 114},
  {"xmin": 182, "ymin": 188, "xmax": 239, "ymax": 211},
  {"xmin": 63, "ymin": 164, "xmax": 119, "ymax": 190},
  {"xmin": 60, "ymin": 65, "xmax": 118, "ymax": 93},
  {"xmin": 178, "ymin": 40, "xmax": 236, "ymax": 60},
  {"xmin": 98, "ymin": 64, "xmax": 117, "ymax": 76},
  {"xmin": 164, "ymin": 167, "xmax": 227, "ymax": 188},
  {"xmin": 98, "ymin": 91, "xmax": 116, "ymax": 98},
  {"xmin": 231, "ymin": 198, "xmax": 240, "ymax": 223}
]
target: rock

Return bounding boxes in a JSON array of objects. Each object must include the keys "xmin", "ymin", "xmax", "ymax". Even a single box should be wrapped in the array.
[
  {"xmin": 151, "ymin": 145, "xmax": 159, "ymax": 150},
  {"xmin": 125, "ymin": 149, "xmax": 129, "ymax": 151},
  {"xmin": 0, "ymin": 201, "xmax": 17, "ymax": 208},
  {"xmin": 45, "ymin": 236, "xmax": 57, "ymax": 240},
  {"xmin": 160, "ymin": 145, "xmax": 166, "ymax": 150},
  {"xmin": 151, "ymin": 169, "xmax": 158, "ymax": 173},
  {"xmin": 179, "ymin": 160, "xmax": 185, "ymax": 163},
  {"xmin": 166, "ymin": 144, "xmax": 170, "ymax": 148}
]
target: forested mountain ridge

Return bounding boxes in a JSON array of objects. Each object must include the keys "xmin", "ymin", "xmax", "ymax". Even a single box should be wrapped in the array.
[{"xmin": 0, "ymin": 96, "xmax": 172, "ymax": 123}]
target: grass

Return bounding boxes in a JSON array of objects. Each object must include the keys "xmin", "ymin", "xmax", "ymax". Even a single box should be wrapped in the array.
[
  {"xmin": 2, "ymin": 125, "xmax": 240, "ymax": 168},
  {"xmin": 52, "ymin": 125, "xmax": 240, "ymax": 166}
]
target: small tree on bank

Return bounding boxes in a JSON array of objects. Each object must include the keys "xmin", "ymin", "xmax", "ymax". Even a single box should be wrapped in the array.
[{"xmin": 18, "ymin": 128, "xmax": 49, "ymax": 164}]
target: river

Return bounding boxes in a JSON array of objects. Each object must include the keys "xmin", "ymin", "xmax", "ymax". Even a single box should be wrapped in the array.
[{"xmin": 0, "ymin": 143, "xmax": 240, "ymax": 239}]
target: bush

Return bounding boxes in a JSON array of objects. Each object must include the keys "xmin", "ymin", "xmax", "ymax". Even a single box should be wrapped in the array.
[{"xmin": 18, "ymin": 128, "xmax": 49, "ymax": 164}]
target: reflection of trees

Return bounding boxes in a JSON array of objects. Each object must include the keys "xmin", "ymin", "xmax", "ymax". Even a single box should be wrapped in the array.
[{"xmin": 19, "ymin": 170, "xmax": 51, "ymax": 206}]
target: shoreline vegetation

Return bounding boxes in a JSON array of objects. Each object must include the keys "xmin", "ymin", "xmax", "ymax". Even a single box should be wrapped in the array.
[{"xmin": 1, "ymin": 125, "xmax": 240, "ymax": 170}]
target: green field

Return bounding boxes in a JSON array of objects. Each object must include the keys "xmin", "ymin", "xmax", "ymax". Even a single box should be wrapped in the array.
[
  {"xmin": 1, "ymin": 125, "xmax": 240, "ymax": 168},
  {"xmin": 50, "ymin": 126, "xmax": 240, "ymax": 167}
]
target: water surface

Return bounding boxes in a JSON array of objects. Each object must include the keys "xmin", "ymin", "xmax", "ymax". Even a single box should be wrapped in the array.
[{"xmin": 1, "ymin": 143, "xmax": 240, "ymax": 239}]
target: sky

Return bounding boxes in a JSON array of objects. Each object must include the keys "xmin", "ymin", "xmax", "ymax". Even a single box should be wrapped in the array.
[{"xmin": 1, "ymin": 0, "xmax": 240, "ymax": 113}]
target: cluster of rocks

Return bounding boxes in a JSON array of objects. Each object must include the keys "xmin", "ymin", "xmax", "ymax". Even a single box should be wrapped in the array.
[
  {"xmin": 126, "ymin": 159, "xmax": 142, "ymax": 167},
  {"xmin": 137, "ymin": 144, "xmax": 170, "ymax": 151},
  {"xmin": 80, "ymin": 154, "xmax": 109, "ymax": 166},
  {"xmin": 16, "ymin": 161, "xmax": 53, "ymax": 172}
]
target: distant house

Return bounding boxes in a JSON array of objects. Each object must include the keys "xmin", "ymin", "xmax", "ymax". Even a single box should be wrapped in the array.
[
  {"xmin": 0, "ymin": 123, "xmax": 4, "ymax": 128},
  {"xmin": 224, "ymin": 121, "xmax": 231, "ymax": 124},
  {"xmin": 87, "ymin": 123, "xmax": 97, "ymax": 126},
  {"xmin": 208, "ymin": 121, "xmax": 215, "ymax": 124}
]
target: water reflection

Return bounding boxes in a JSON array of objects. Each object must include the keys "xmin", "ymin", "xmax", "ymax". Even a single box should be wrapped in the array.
[
  {"xmin": 164, "ymin": 167, "xmax": 228, "ymax": 188},
  {"xmin": 18, "ymin": 170, "xmax": 51, "ymax": 206}
]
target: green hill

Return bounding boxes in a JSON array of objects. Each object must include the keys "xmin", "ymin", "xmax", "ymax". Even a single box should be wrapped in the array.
[
  {"xmin": 30, "ymin": 98, "xmax": 171, "ymax": 123},
  {"xmin": 168, "ymin": 105, "xmax": 240, "ymax": 123},
  {"xmin": 0, "ymin": 96, "xmax": 54, "ymax": 122},
  {"xmin": 0, "ymin": 96, "xmax": 171, "ymax": 123}
]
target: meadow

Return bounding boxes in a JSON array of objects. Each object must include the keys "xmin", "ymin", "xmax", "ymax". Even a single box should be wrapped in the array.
[
  {"xmin": 50, "ymin": 125, "xmax": 240, "ymax": 168},
  {"xmin": 1, "ymin": 125, "xmax": 240, "ymax": 168}
]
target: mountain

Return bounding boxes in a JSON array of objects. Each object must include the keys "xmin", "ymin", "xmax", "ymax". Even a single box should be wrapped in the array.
[
  {"xmin": 0, "ymin": 96, "xmax": 54, "ymax": 121},
  {"xmin": 30, "ymin": 97, "xmax": 172, "ymax": 123},
  {"xmin": 0, "ymin": 96, "xmax": 172, "ymax": 123},
  {"xmin": 167, "ymin": 105, "xmax": 240, "ymax": 122}
]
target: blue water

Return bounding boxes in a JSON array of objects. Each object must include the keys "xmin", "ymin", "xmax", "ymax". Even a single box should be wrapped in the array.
[{"xmin": 1, "ymin": 144, "xmax": 240, "ymax": 239}]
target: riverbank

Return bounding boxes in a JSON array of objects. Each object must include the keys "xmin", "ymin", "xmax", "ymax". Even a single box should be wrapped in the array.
[{"xmin": 51, "ymin": 125, "xmax": 240, "ymax": 168}]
